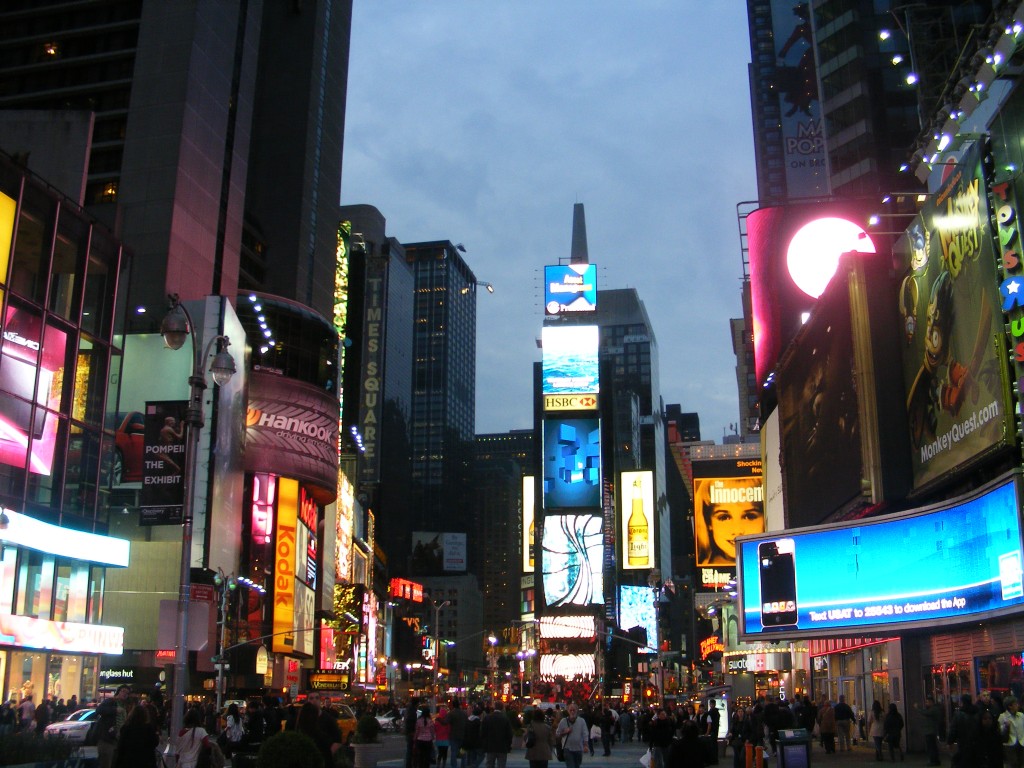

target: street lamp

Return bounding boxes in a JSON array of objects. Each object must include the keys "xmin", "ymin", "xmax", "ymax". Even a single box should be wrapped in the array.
[
  {"xmin": 162, "ymin": 294, "xmax": 236, "ymax": 739},
  {"xmin": 487, "ymin": 634, "xmax": 498, "ymax": 696},
  {"xmin": 212, "ymin": 569, "xmax": 237, "ymax": 711},
  {"xmin": 516, "ymin": 649, "xmax": 536, "ymax": 700},
  {"xmin": 431, "ymin": 599, "xmax": 451, "ymax": 706}
]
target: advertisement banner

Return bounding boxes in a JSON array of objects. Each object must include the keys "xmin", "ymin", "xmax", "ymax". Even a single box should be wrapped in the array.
[
  {"xmin": 694, "ymin": 476, "xmax": 765, "ymax": 568},
  {"xmin": 541, "ymin": 325, "xmax": 599, "ymax": 396},
  {"xmin": 139, "ymin": 401, "xmax": 188, "ymax": 525},
  {"xmin": 273, "ymin": 478, "xmax": 297, "ymax": 654},
  {"xmin": 770, "ymin": 0, "xmax": 826, "ymax": 197},
  {"xmin": 619, "ymin": 585, "xmax": 657, "ymax": 653},
  {"xmin": 357, "ymin": 251, "xmax": 387, "ymax": 486},
  {"xmin": 545, "ymin": 264, "xmax": 598, "ymax": 315},
  {"xmin": 0, "ymin": 307, "xmax": 66, "ymax": 476},
  {"xmin": 898, "ymin": 141, "xmax": 1009, "ymax": 489},
  {"xmin": 738, "ymin": 474, "xmax": 1024, "ymax": 638},
  {"xmin": 620, "ymin": 470, "xmax": 654, "ymax": 570},
  {"xmin": 410, "ymin": 532, "xmax": 468, "ymax": 574},
  {"xmin": 523, "ymin": 475, "xmax": 535, "ymax": 573},
  {"xmin": 543, "ymin": 417, "xmax": 601, "ymax": 509},
  {"xmin": 541, "ymin": 513, "xmax": 604, "ymax": 609},
  {"xmin": 245, "ymin": 372, "xmax": 339, "ymax": 499}
]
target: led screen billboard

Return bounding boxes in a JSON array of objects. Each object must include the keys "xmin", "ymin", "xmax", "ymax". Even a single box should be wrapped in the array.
[
  {"xmin": 620, "ymin": 470, "xmax": 654, "ymax": 570},
  {"xmin": 738, "ymin": 474, "xmax": 1024, "ymax": 638},
  {"xmin": 523, "ymin": 475, "xmax": 535, "ymax": 573},
  {"xmin": 694, "ymin": 476, "xmax": 764, "ymax": 568},
  {"xmin": 541, "ymin": 325, "xmax": 599, "ymax": 395},
  {"xmin": 541, "ymin": 513, "xmax": 604, "ymax": 608},
  {"xmin": 619, "ymin": 585, "xmax": 657, "ymax": 653},
  {"xmin": 545, "ymin": 264, "xmax": 598, "ymax": 314},
  {"xmin": 543, "ymin": 418, "xmax": 601, "ymax": 509},
  {"xmin": 897, "ymin": 141, "xmax": 1010, "ymax": 490}
]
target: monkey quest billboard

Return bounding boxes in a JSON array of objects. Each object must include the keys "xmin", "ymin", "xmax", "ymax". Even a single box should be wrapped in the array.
[
  {"xmin": 738, "ymin": 473, "xmax": 1024, "ymax": 639},
  {"xmin": 897, "ymin": 141, "xmax": 1011, "ymax": 490}
]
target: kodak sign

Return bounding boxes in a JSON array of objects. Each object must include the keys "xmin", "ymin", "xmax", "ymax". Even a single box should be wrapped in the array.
[
  {"xmin": 273, "ymin": 478, "xmax": 298, "ymax": 653},
  {"xmin": 543, "ymin": 393, "xmax": 598, "ymax": 412}
]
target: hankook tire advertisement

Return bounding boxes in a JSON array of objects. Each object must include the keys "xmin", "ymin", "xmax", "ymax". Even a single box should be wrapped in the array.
[{"xmin": 245, "ymin": 372, "xmax": 339, "ymax": 500}]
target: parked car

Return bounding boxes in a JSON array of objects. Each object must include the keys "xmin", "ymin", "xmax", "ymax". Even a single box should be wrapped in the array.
[{"xmin": 43, "ymin": 708, "xmax": 97, "ymax": 744}]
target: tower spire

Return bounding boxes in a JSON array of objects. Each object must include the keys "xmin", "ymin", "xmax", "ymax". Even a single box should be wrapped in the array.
[{"xmin": 570, "ymin": 203, "xmax": 589, "ymax": 264}]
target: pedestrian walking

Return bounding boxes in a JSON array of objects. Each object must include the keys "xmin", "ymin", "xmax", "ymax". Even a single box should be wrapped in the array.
[
  {"xmin": 999, "ymin": 696, "xmax": 1024, "ymax": 767},
  {"xmin": 884, "ymin": 703, "xmax": 905, "ymax": 761},
  {"xmin": 868, "ymin": 701, "xmax": 886, "ymax": 761},
  {"xmin": 818, "ymin": 699, "xmax": 836, "ymax": 754},
  {"xmin": 481, "ymin": 702, "xmax": 514, "ymax": 768},
  {"xmin": 524, "ymin": 708, "xmax": 556, "ymax": 768},
  {"xmin": 835, "ymin": 695, "xmax": 855, "ymax": 752},
  {"xmin": 413, "ymin": 707, "xmax": 437, "ymax": 768},
  {"xmin": 114, "ymin": 703, "xmax": 159, "ymax": 768},
  {"xmin": 555, "ymin": 704, "xmax": 589, "ymax": 768},
  {"xmin": 915, "ymin": 695, "xmax": 944, "ymax": 766}
]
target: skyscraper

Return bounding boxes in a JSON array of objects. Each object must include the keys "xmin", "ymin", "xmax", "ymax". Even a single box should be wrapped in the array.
[{"xmin": 402, "ymin": 240, "xmax": 478, "ymax": 573}]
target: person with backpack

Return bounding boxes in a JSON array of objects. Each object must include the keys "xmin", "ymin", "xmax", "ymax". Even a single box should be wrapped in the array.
[{"xmin": 525, "ymin": 707, "xmax": 556, "ymax": 768}]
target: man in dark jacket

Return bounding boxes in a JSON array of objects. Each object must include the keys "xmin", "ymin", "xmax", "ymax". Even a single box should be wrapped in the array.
[
  {"xmin": 834, "ymin": 695, "xmax": 855, "ymax": 751},
  {"xmin": 481, "ymin": 702, "xmax": 514, "ymax": 768},
  {"xmin": 404, "ymin": 697, "xmax": 421, "ymax": 768},
  {"xmin": 446, "ymin": 699, "xmax": 469, "ymax": 768},
  {"xmin": 647, "ymin": 708, "xmax": 676, "ymax": 768}
]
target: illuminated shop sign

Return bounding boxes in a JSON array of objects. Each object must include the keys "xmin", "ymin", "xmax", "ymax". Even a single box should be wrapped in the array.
[
  {"xmin": 620, "ymin": 471, "xmax": 654, "ymax": 570},
  {"xmin": 388, "ymin": 578, "xmax": 424, "ymax": 602},
  {"xmin": 545, "ymin": 264, "xmax": 597, "ymax": 315},
  {"xmin": 0, "ymin": 614, "xmax": 123, "ymax": 654},
  {"xmin": 543, "ymin": 394, "xmax": 598, "ymax": 412},
  {"xmin": 700, "ymin": 635, "xmax": 724, "ymax": 659},
  {"xmin": 252, "ymin": 473, "xmax": 276, "ymax": 545},
  {"xmin": 541, "ymin": 513, "xmax": 603, "ymax": 608},
  {"xmin": 274, "ymin": 478, "xmax": 297, "ymax": 653},
  {"xmin": 738, "ymin": 474, "xmax": 1024, "ymax": 637},
  {"xmin": 0, "ymin": 508, "xmax": 129, "ymax": 567},
  {"xmin": 541, "ymin": 325, "xmax": 599, "ymax": 396}
]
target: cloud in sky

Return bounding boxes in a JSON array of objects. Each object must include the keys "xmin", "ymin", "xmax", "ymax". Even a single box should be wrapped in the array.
[{"xmin": 342, "ymin": 1, "xmax": 756, "ymax": 439}]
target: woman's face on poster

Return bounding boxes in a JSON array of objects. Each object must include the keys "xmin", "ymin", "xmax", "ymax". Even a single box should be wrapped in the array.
[{"xmin": 708, "ymin": 501, "xmax": 764, "ymax": 560}]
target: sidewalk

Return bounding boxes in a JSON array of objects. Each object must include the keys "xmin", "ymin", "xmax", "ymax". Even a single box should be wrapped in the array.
[{"xmin": 378, "ymin": 740, "xmax": 941, "ymax": 768}]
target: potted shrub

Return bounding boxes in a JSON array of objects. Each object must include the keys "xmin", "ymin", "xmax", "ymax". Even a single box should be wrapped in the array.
[{"xmin": 350, "ymin": 714, "xmax": 382, "ymax": 768}]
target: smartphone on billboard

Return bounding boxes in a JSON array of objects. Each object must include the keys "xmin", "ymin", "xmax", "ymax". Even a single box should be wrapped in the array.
[{"xmin": 759, "ymin": 538, "xmax": 798, "ymax": 628}]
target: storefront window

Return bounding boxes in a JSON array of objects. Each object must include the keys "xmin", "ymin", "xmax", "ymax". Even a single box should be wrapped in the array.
[
  {"xmin": 10, "ymin": 651, "xmax": 46, "ymax": 706},
  {"xmin": 977, "ymin": 653, "xmax": 1024, "ymax": 701},
  {"xmin": 50, "ymin": 206, "xmax": 87, "ymax": 322},
  {"xmin": 17, "ymin": 551, "xmax": 53, "ymax": 619},
  {"xmin": 48, "ymin": 654, "xmax": 83, "ymax": 703}
]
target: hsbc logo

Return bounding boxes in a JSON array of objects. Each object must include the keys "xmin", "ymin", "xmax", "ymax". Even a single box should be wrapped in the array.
[{"xmin": 543, "ymin": 393, "xmax": 598, "ymax": 412}]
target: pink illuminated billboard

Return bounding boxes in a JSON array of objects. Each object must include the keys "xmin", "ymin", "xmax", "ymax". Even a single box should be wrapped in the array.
[{"xmin": 0, "ymin": 306, "xmax": 67, "ymax": 475}]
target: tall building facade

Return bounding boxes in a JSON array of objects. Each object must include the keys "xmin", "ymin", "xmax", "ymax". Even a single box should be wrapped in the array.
[{"xmin": 403, "ymin": 241, "xmax": 478, "ymax": 574}]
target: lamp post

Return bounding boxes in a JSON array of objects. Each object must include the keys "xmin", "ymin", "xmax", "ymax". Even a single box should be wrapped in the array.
[
  {"xmin": 431, "ymin": 599, "xmax": 451, "ymax": 706},
  {"xmin": 161, "ymin": 295, "xmax": 236, "ymax": 739},
  {"xmin": 213, "ymin": 568, "xmax": 237, "ymax": 711},
  {"xmin": 515, "ymin": 649, "xmax": 536, "ymax": 701},
  {"xmin": 487, "ymin": 634, "xmax": 498, "ymax": 697}
]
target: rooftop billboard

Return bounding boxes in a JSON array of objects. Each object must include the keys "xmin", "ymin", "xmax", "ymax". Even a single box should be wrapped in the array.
[{"xmin": 545, "ymin": 264, "xmax": 598, "ymax": 315}]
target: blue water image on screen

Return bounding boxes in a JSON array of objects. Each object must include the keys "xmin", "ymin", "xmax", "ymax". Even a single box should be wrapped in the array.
[
  {"xmin": 620, "ymin": 585, "xmax": 657, "ymax": 653},
  {"xmin": 543, "ymin": 418, "xmax": 601, "ymax": 508},
  {"xmin": 739, "ymin": 477, "xmax": 1024, "ymax": 635},
  {"xmin": 542, "ymin": 326, "xmax": 599, "ymax": 395}
]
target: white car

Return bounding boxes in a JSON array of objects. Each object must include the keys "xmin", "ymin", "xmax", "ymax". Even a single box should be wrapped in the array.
[{"xmin": 43, "ymin": 708, "xmax": 97, "ymax": 744}]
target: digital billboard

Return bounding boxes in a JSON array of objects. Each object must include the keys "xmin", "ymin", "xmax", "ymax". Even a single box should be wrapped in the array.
[
  {"xmin": 0, "ymin": 306, "xmax": 67, "ymax": 476},
  {"xmin": 543, "ymin": 418, "xmax": 601, "ymax": 509},
  {"xmin": 620, "ymin": 470, "xmax": 654, "ymax": 570},
  {"xmin": 523, "ymin": 475, "xmax": 535, "ymax": 573},
  {"xmin": 541, "ymin": 325, "xmax": 599, "ymax": 396},
  {"xmin": 545, "ymin": 264, "xmax": 598, "ymax": 315},
  {"xmin": 540, "ymin": 654, "xmax": 596, "ymax": 678},
  {"xmin": 619, "ymin": 585, "xmax": 657, "ymax": 653},
  {"xmin": 738, "ymin": 474, "xmax": 1024, "ymax": 638},
  {"xmin": 897, "ymin": 141, "xmax": 1011, "ymax": 490},
  {"xmin": 541, "ymin": 513, "xmax": 603, "ymax": 608}
]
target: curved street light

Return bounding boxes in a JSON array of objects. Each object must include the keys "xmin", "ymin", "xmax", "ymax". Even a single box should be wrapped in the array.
[{"xmin": 162, "ymin": 294, "xmax": 236, "ymax": 740}]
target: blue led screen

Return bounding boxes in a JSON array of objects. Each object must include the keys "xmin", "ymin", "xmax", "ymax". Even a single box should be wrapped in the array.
[
  {"xmin": 545, "ymin": 264, "xmax": 598, "ymax": 315},
  {"xmin": 543, "ymin": 417, "xmax": 601, "ymax": 509},
  {"xmin": 738, "ymin": 476, "xmax": 1024, "ymax": 637},
  {"xmin": 620, "ymin": 585, "xmax": 657, "ymax": 653}
]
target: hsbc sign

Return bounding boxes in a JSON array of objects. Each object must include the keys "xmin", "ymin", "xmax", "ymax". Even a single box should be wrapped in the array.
[{"xmin": 543, "ymin": 393, "xmax": 598, "ymax": 412}]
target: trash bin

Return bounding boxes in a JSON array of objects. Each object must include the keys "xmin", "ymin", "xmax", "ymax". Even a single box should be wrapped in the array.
[{"xmin": 777, "ymin": 728, "xmax": 811, "ymax": 768}]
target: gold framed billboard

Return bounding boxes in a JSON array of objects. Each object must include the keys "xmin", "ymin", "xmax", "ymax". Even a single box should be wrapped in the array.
[{"xmin": 620, "ymin": 470, "xmax": 654, "ymax": 570}]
